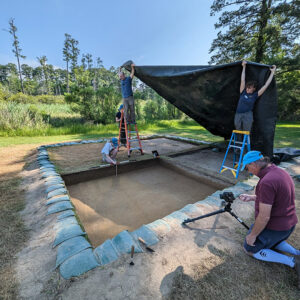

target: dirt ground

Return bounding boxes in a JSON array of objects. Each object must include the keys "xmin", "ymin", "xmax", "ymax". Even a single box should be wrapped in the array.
[
  {"xmin": 48, "ymin": 138, "xmax": 200, "ymax": 174},
  {"xmin": 1, "ymin": 138, "xmax": 299, "ymax": 299}
]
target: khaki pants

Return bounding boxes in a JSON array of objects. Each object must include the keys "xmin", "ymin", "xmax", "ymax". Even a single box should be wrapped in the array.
[{"xmin": 123, "ymin": 96, "xmax": 135, "ymax": 123}]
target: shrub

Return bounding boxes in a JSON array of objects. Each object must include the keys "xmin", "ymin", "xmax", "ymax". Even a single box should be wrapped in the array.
[
  {"xmin": 6, "ymin": 93, "xmax": 65, "ymax": 104},
  {"xmin": 0, "ymin": 102, "xmax": 47, "ymax": 133}
]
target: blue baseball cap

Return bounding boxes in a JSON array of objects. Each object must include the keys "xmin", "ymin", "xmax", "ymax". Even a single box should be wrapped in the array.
[
  {"xmin": 119, "ymin": 104, "xmax": 123, "ymax": 110},
  {"xmin": 111, "ymin": 137, "xmax": 118, "ymax": 147},
  {"xmin": 241, "ymin": 151, "xmax": 263, "ymax": 171}
]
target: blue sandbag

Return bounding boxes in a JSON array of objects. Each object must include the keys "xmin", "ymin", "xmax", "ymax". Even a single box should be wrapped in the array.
[
  {"xmin": 47, "ymin": 188, "xmax": 68, "ymax": 199},
  {"xmin": 179, "ymin": 204, "xmax": 202, "ymax": 214},
  {"xmin": 54, "ymin": 216, "xmax": 78, "ymax": 231},
  {"xmin": 146, "ymin": 219, "xmax": 171, "ymax": 234},
  {"xmin": 45, "ymin": 175, "xmax": 62, "ymax": 181},
  {"xmin": 42, "ymin": 172, "xmax": 59, "ymax": 178},
  {"xmin": 57, "ymin": 210, "xmax": 75, "ymax": 220},
  {"xmin": 163, "ymin": 211, "xmax": 189, "ymax": 224},
  {"xmin": 53, "ymin": 224, "xmax": 85, "ymax": 247},
  {"xmin": 56, "ymin": 236, "xmax": 91, "ymax": 268},
  {"xmin": 94, "ymin": 240, "xmax": 120, "ymax": 265},
  {"xmin": 234, "ymin": 182, "xmax": 255, "ymax": 191},
  {"xmin": 60, "ymin": 248, "xmax": 100, "ymax": 279},
  {"xmin": 47, "ymin": 201, "xmax": 73, "ymax": 215},
  {"xmin": 46, "ymin": 184, "xmax": 65, "ymax": 193},
  {"xmin": 131, "ymin": 225, "xmax": 159, "ymax": 246},
  {"xmin": 45, "ymin": 179, "xmax": 64, "ymax": 186},
  {"xmin": 46, "ymin": 195, "xmax": 70, "ymax": 205},
  {"xmin": 112, "ymin": 230, "xmax": 143, "ymax": 254}
]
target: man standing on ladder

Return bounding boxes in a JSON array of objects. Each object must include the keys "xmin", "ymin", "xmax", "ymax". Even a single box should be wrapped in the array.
[{"xmin": 119, "ymin": 63, "xmax": 136, "ymax": 124}]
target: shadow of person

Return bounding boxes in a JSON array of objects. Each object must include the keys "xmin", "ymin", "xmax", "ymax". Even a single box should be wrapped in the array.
[{"xmin": 160, "ymin": 266, "xmax": 196, "ymax": 300}]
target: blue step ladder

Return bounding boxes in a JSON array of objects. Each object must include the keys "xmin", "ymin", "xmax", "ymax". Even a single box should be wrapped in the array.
[{"xmin": 219, "ymin": 130, "xmax": 251, "ymax": 179}]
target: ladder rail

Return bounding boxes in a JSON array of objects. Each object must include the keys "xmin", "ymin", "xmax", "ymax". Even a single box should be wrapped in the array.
[
  {"xmin": 219, "ymin": 130, "xmax": 251, "ymax": 179},
  {"xmin": 118, "ymin": 108, "xmax": 143, "ymax": 157}
]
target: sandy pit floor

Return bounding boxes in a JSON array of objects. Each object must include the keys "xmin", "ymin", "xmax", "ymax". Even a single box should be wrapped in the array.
[
  {"xmin": 48, "ymin": 138, "xmax": 200, "ymax": 174},
  {"xmin": 68, "ymin": 164, "xmax": 217, "ymax": 247}
]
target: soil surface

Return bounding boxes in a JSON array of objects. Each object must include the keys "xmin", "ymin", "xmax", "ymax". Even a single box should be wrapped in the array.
[
  {"xmin": 48, "ymin": 138, "xmax": 199, "ymax": 174},
  {"xmin": 68, "ymin": 164, "xmax": 217, "ymax": 247},
  {"xmin": 2, "ymin": 138, "xmax": 298, "ymax": 299}
]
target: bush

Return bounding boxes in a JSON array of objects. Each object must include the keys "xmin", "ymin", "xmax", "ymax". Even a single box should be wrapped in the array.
[
  {"xmin": 0, "ymin": 101, "xmax": 47, "ymax": 133},
  {"xmin": 6, "ymin": 93, "xmax": 65, "ymax": 104}
]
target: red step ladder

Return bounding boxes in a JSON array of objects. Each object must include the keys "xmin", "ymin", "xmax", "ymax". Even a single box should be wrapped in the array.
[{"xmin": 118, "ymin": 109, "xmax": 143, "ymax": 157}]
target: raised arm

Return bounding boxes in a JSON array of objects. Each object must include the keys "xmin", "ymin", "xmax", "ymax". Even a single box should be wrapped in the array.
[
  {"xmin": 240, "ymin": 60, "xmax": 247, "ymax": 93},
  {"xmin": 130, "ymin": 63, "xmax": 135, "ymax": 79},
  {"xmin": 257, "ymin": 65, "xmax": 276, "ymax": 97}
]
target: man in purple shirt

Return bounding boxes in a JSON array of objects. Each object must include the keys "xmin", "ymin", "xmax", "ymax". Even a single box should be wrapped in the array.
[{"xmin": 240, "ymin": 151, "xmax": 300, "ymax": 289}]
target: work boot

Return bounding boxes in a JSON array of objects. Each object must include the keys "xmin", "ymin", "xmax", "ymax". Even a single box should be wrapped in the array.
[{"xmin": 295, "ymin": 255, "xmax": 300, "ymax": 290}]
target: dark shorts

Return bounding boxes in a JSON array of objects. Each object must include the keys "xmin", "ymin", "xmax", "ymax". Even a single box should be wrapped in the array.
[{"xmin": 244, "ymin": 225, "xmax": 295, "ymax": 254}]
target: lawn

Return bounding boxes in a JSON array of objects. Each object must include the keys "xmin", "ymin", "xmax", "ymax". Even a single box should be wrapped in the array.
[{"xmin": 0, "ymin": 120, "xmax": 299, "ymax": 148}]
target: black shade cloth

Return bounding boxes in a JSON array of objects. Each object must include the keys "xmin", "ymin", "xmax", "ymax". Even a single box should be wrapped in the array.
[
  {"xmin": 273, "ymin": 148, "xmax": 300, "ymax": 162},
  {"xmin": 122, "ymin": 60, "xmax": 277, "ymax": 157}
]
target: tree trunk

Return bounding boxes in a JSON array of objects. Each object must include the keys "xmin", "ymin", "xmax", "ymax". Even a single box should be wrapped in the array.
[
  {"xmin": 255, "ymin": 0, "xmax": 272, "ymax": 62},
  {"xmin": 66, "ymin": 60, "xmax": 69, "ymax": 93}
]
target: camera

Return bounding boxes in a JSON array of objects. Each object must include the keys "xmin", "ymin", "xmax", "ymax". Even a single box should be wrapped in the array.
[{"xmin": 219, "ymin": 192, "xmax": 235, "ymax": 203}]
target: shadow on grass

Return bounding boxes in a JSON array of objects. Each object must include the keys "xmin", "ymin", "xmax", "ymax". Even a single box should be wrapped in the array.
[{"xmin": 161, "ymin": 244, "xmax": 299, "ymax": 300}]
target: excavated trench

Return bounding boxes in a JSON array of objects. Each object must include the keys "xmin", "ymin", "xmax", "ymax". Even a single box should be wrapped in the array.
[{"xmin": 63, "ymin": 158, "xmax": 223, "ymax": 247}]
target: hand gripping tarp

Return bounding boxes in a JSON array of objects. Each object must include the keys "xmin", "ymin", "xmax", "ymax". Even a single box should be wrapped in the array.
[{"xmin": 123, "ymin": 60, "xmax": 277, "ymax": 157}]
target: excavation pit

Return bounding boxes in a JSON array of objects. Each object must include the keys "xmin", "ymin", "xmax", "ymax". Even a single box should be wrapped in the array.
[{"xmin": 63, "ymin": 159, "xmax": 220, "ymax": 247}]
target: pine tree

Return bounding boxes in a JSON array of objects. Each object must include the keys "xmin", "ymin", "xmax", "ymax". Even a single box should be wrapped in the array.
[
  {"xmin": 209, "ymin": 0, "xmax": 300, "ymax": 119},
  {"xmin": 63, "ymin": 33, "xmax": 72, "ymax": 93},
  {"xmin": 37, "ymin": 56, "xmax": 49, "ymax": 94},
  {"xmin": 7, "ymin": 18, "xmax": 26, "ymax": 93},
  {"xmin": 209, "ymin": 0, "xmax": 300, "ymax": 64}
]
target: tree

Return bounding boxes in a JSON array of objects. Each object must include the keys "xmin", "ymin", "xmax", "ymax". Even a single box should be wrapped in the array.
[
  {"xmin": 7, "ymin": 18, "xmax": 26, "ymax": 93},
  {"xmin": 209, "ymin": 0, "xmax": 300, "ymax": 64},
  {"xmin": 63, "ymin": 33, "xmax": 72, "ymax": 93},
  {"xmin": 70, "ymin": 37, "xmax": 80, "ymax": 71},
  {"xmin": 85, "ymin": 53, "xmax": 93, "ymax": 70},
  {"xmin": 37, "ymin": 56, "xmax": 49, "ymax": 94},
  {"xmin": 209, "ymin": 0, "xmax": 300, "ymax": 119},
  {"xmin": 62, "ymin": 34, "xmax": 79, "ymax": 92}
]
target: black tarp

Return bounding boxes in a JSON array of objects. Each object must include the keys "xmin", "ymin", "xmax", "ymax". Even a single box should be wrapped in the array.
[{"xmin": 123, "ymin": 60, "xmax": 277, "ymax": 158}]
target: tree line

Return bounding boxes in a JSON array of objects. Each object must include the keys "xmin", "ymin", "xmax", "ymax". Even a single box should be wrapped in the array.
[{"xmin": 1, "ymin": 0, "xmax": 300, "ymax": 121}]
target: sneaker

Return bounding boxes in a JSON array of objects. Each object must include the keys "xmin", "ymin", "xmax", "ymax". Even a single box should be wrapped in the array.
[{"xmin": 295, "ymin": 255, "xmax": 300, "ymax": 290}]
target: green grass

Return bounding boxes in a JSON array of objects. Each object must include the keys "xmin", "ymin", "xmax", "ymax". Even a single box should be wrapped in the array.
[{"xmin": 0, "ymin": 120, "xmax": 299, "ymax": 148}]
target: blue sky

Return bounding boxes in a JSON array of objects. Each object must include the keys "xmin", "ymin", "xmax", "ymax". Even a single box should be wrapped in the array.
[{"xmin": 0, "ymin": 0, "xmax": 220, "ymax": 69}]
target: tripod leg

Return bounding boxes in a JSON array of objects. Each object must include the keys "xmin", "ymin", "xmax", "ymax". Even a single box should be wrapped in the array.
[
  {"xmin": 228, "ymin": 211, "xmax": 249, "ymax": 230},
  {"xmin": 182, "ymin": 208, "xmax": 226, "ymax": 225}
]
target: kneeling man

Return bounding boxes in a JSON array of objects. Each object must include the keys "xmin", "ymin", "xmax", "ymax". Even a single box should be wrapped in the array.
[{"xmin": 240, "ymin": 151, "xmax": 300, "ymax": 289}]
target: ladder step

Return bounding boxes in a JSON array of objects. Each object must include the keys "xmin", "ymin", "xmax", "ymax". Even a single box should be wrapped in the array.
[
  {"xmin": 130, "ymin": 147, "xmax": 141, "ymax": 151},
  {"xmin": 229, "ymin": 145, "xmax": 243, "ymax": 149},
  {"xmin": 233, "ymin": 141, "xmax": 248, "ymax": 145},
  {"xmin": 129, "ymin": 139, "xmax": 139, "ymax": 142},
  {"xmin": 128, "ymin": 131, "xmax": 137, "ymax": 133},
  {"xmin": 221, "ymin": 166, "xmax": 237, "ymax": 171}
]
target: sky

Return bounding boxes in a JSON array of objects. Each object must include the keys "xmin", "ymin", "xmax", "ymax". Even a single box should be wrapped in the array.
[{"xmin": 0, "ymin": 0, "xmax": 221, "ymax": 69}]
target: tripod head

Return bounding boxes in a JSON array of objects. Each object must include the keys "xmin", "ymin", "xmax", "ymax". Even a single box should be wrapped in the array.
[{"xmin": 219, "ymin": 192, "xmax": 235, "ymax": 203}]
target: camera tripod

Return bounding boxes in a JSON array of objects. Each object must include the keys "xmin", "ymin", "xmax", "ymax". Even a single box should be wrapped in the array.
[{"xmin": 182, "ymin": 193, "xmax": 249, "ymax": 230}]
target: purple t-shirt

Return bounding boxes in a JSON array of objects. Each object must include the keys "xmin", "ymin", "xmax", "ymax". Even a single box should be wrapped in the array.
[{"xmin": 255, "ymin": 164, "xmax": 298, "ymax": 231}]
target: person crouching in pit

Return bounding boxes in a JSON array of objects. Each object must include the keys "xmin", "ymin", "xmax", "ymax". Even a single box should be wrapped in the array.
[{"xmin": 101, "ymin": 138, "xmax": 118, "ymax": 165}]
